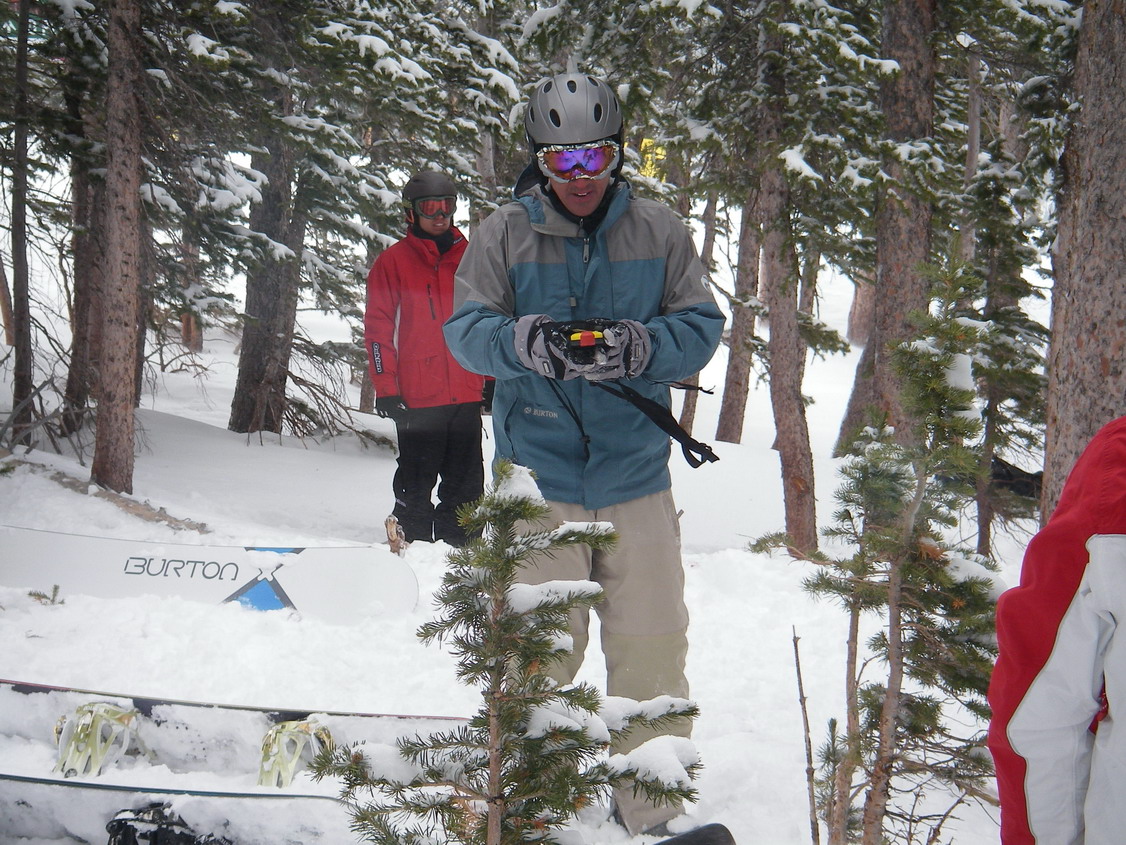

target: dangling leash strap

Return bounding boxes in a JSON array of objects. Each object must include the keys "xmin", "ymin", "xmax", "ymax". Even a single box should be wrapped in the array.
[
  {"xmin": 546, "ymin": 379, "xmax": 592, "ymax": 462},
  {"xmin": 591, "ymin": 381, "xmax": 719, "ymax": 468}
]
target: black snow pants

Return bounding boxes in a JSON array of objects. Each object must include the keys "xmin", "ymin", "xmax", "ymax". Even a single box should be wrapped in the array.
[{"xmin": 392, "ymin": 402, "xmax": 484, "ymax": 545}]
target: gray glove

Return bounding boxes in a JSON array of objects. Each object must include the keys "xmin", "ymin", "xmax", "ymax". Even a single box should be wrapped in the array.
[
  {"xmin": 514, "ymin": 314, "xmax": 569, "ymax": 378},
  {"xmin": 583, "ymin": 319, "xmax": 651, "ymax": 381},
  {"xmin": 515, "ymin": 316, "xmax": 652, "ymax": 381}
]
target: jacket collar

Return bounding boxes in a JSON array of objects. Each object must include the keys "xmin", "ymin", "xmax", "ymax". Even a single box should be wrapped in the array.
[
  {"xmin": 405, "ymin": 225, "xmax": 465, "ymax": 261},
  {"xmin": 516, "ymin": 179, "xmax": 631, "ymax": 239}
]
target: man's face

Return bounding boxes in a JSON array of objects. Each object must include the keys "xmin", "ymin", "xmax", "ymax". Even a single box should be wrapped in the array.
[
  {"xmin": 417, "ymin": 211, "xmax": 451, "ymax": 237},
  {"xmin": 410, "ymin": 196, "xmax": 456, "ymax": 236},
  {"xmin": 551, "ymin": 176, "xmax": 611, "ymax": 219},
  {"xmin": 536, "ymin": 139, "xmax": 619, "ymax": 219}
]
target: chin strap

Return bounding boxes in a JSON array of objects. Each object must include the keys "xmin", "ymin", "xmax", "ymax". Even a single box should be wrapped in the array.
[{"xmin": 590, "ymin": 381, "xmax": 719, "ymax": 468}]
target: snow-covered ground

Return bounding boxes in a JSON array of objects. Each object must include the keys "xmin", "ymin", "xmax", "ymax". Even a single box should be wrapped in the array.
[{"xmin": 0, "ymin": 279, "xmax": 1026, "ymax": 844}]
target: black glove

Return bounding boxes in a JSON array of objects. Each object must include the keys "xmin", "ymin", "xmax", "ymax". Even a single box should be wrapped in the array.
[
  {"xmin": 375, "ymin": 395, "xmax": 408, "ymax": 420},
  {"xmin": 481, "ymin": 380, "xmax": 495, "ymax": 414}
]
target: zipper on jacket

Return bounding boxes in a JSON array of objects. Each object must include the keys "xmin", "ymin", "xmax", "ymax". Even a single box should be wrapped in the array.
[
  {"xmin": 426, "ymin": 282, "xmax": 436, "ymax": 320},
  {"xmin": 583, "ymin": 236, "xmax": 590, "ymax": 264}
]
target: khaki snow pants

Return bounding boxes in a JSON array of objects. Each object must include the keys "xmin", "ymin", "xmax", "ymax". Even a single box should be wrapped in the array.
[{"xmin": 517, "ymin": 488, "xmax": 692, "ymax": 835}]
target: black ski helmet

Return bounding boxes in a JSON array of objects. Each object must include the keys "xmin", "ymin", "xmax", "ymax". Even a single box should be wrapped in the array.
[
  {"xmin": 402, "ymin": 170, "xmax": 457, "ymax": 207},
  {"xmin": 524, "ymin": 73, "xmax": 623, "ymax": 147}
]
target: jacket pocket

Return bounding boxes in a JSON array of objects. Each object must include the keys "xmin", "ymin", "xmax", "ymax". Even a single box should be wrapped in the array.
[
  {"xmin": 503, "ymin": 393, "xmax": 582, "ymax": 483},
  {"xmin": 401, "ymin": 356, "xmax": 446, "ymax": 405}
]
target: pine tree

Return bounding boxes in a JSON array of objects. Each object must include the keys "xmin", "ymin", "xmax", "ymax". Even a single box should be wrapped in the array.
[
  {"xmin": 753, "ymin": 263, "xmax": 999, "ymax": 845},
  {"xmin": 313, "ymin": 461, "xmax": 700, "ymax": 845}
]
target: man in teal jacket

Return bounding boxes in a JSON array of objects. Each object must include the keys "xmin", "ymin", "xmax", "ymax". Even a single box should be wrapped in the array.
[{"xmin": 443, "ymin": 72, "xmax": 724, "ymax": 836}]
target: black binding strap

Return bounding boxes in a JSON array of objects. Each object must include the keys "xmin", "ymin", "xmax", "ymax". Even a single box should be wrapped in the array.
[{"xmin": 591, "ymin": 381, "xmax": 719, "ymax": 468}]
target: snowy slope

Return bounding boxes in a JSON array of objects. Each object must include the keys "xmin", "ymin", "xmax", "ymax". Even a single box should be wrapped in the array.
[{"xmin": 0, "ymin": 297, "xmax": 1025, "ymax": 844}]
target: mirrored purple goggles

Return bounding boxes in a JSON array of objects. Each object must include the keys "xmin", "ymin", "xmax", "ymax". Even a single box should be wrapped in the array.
[{"xmin": 536, "ymin": 140, "xmax": 620, "ymax": 183}]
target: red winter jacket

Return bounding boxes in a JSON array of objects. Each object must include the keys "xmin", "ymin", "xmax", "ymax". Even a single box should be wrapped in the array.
[
  {"xmin": 364, "ymin": 227, "xmax": 484, "ymax": 408},
  {"xmin": 988, "ymin": 416, "xmax": 1126, "ymax": 844}
]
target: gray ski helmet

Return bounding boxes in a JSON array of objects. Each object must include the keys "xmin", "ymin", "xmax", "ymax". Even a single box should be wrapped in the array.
[
  {"xmin": 402, "ymin": 170, "xmax": 457, "ymax": 206},
  {"xmin": 524, "ymin": 73, "xmax": 623, "ymax": 147}
]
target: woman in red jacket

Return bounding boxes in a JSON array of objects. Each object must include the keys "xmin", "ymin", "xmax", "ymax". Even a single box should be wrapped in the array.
[
  {"xmin": 989, "ymin": 416, "xmax": 1126, "ymax": 843},
  {"xmin": 364, "ymin": 171, "xmax": 485, "ymax": 549}
]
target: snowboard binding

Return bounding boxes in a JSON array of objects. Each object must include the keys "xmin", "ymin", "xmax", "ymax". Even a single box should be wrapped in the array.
[
  {"xmin": 105, "ymin": 802, "xmax": 231, "ymax": 844},
  {"xmin": 385, "ymin": 514, "xmax": 409, "ymax": 556},
  {"xmin": 55, "ymin": 701, "xmax": 142, "ymax": 778},
  {"xmin": 257, "ymin": 718, "xmax": 334, "ymax": 788}
]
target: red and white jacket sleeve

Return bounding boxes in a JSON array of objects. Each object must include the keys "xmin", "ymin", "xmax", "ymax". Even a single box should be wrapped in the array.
[{"xmin": 988, "ymin": 416, "xmax": 1126, "ymax": 844}]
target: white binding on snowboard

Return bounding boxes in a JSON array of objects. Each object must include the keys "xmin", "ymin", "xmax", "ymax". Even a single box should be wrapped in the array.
[
  {"xmin": 54, "ymin": 702, "xmax": 144, "ymax": 778},
  {"xmin": 257, "ymin": 719, "xmax": 333, "ymax": 787}
]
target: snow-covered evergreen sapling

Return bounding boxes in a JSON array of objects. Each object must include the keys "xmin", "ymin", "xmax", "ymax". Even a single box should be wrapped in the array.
[
  {"xmin": 752, "ymin": 263, "xmax": 1001, "ymax": 845},
  {"xmin": 313, "ymin": 461, "xmax": 700, "ymax": 844}
]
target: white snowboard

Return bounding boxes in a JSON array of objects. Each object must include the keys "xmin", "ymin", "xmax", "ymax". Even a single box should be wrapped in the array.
[{"xmin": 0, "ymin": 524, "xmax": 418, "ymax": 624}]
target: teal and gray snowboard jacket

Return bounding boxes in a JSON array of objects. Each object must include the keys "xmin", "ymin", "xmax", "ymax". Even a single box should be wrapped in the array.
[{"xmin": 443, "ymin": 179, "xmax": 724, "ymax": 510}]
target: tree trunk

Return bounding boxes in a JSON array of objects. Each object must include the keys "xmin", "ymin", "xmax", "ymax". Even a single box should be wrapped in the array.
[
  {"xmin": 228, "ymin": 125, "xmax": 301, "ymax": 435},
  {"xmin": 0, "ymin": 254, "xmax": 13, "ymax": 348},
  {"xmin": 799, "ymin": 247, "xmax": 819, "ymax": 316},
  {"xmin": 487, "ymin": 669, "xmax": 504, "ymax": 845},
  {"xmin": 699, "ymin": 191, "xmax": 719, "ymax": 262},
  {"xmin": 716, "ymin": 197, "xmax": 761, "ymax": 444},
  {"xmin": 827, "ymin": 602, "xmax": 863, "ymax": 845},
  {"xmin": 476, "ymin": 129, "xmax": 498, "ymax": 228},
  {"xmin": 976, "ymin": 399, "xmax": 999, "ymax": 557},
  {"xmin": 91, "ymin": 0, "xmax": 144, "ymax": 493},
  {"xmin": 135, "ymin": 284, "xmax": 152, "ymax": 399},
  {"xmin": 678, "ymin": 190, "xmax": 717, "ymax": 435},
  {"xmin": 472, "ymin": 6, "xmax": 500, "ymax": 228},
  {"xmin": 764, "ymin": 237, "xmax": 819, "ymax": 551},
  {"xmin": 758, "ymin": 12, "xmax": 817, "ymax": 555},
  {"xmin": 959, "ymin": 52, "xmax": 981, "ymax": 264},
  {"xmin": 846, "ymin": 271, "xmax": 876, "ymax": 347},
  {"xmin": 62, "ymin": 165, "xmax": 105, "ymax": 433},
  {"xmin": 133, "ymin": 217, "xmax": 156, "ymax": 400},
  {"xmin": 859, "ymin": 463, "xmax": 928, "ymax": 845},
  {"xmin": 1043, "ymin": 0, "xmax": 1126, "ymax": 520},
  {"xmin": 180, "ymin": 231, "xmax": 204, "ymax": 353},
  {"xmin": 976, "ymin": 280, "xmax": 1020, "ymax": 555},
  {"xmin": 965, "ymin": 51, "xmax": 989, "ymax": 554},
  {"xmin": 358, "ymin": 371, "xmax": 375, "ymax": 414},
  {"xmin": 836, "ymin": 0, "xmax": 936, "ymax": 454},
  {"xmin": 180, "ymin": 314, "xmax": 203, "ymax": 353},
  {"xmin": 61, "ymin": 23, "xmax": 105, "ymax": 434},
  {"xmin": 358, "ymin": 241, "xmax": 379, "ymax": 415},
  {"xmin": 860, "ymin": 556, "xmax": 906, "ymax": 845},
  {"xmin": 10, "ymin": 0, "xmax": 34, "ymax": 448}
]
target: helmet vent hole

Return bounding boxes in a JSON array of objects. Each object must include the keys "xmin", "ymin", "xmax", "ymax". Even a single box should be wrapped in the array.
[
  {"xmin": 594, "ymin": 104, "xmax": 603, "ymax": 123},
  {"xmin": 549, "ymin": 108, "xmax": 562, "ymax": 128},
  {"xmin": 543, "ymin": 81, "xmax": 553, "ymax": 93},
  {"xmin": 567, "ymin": 79, "xmax": 578, "ymax": 93}
]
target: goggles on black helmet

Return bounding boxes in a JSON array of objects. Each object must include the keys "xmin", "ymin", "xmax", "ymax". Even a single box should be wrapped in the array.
[
  {"xmin": 412, "ymin": 195, "xmax": 456, "ymax": 219},
  {"xmin": 536, "ymin": 139, "xmax": 620, "ymax": 183}
]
